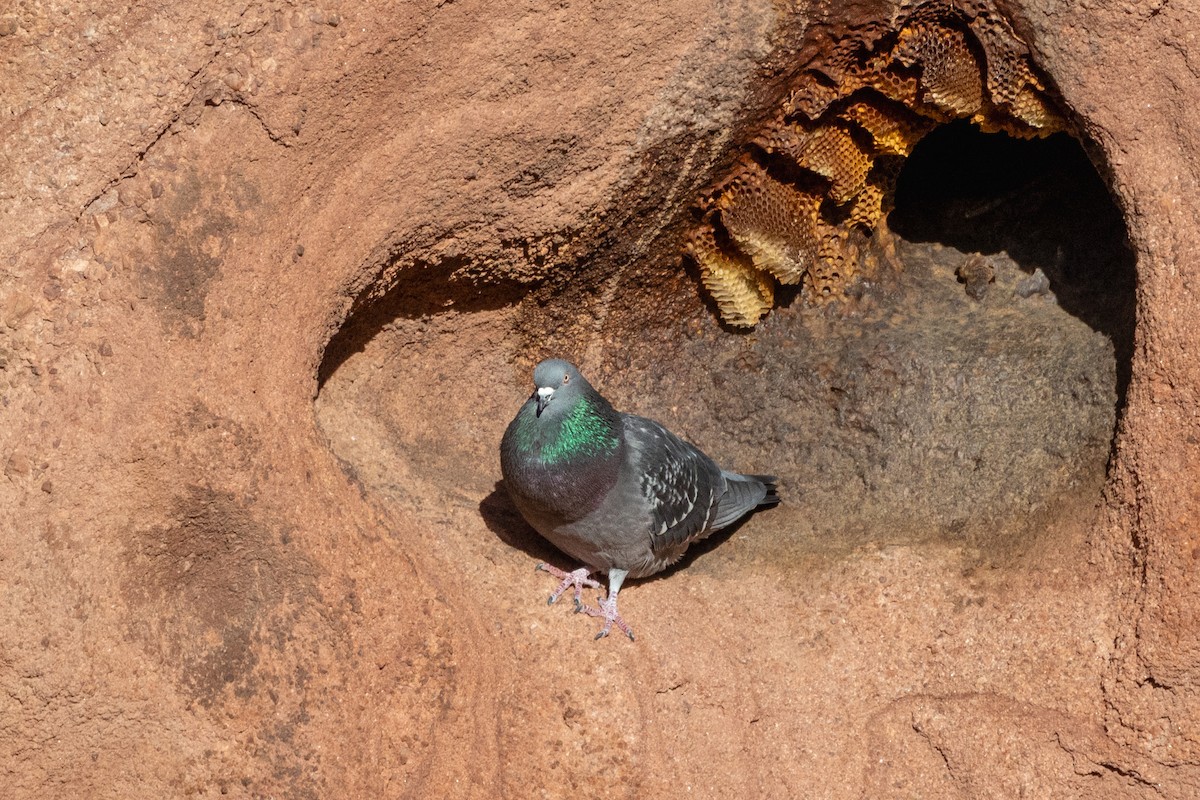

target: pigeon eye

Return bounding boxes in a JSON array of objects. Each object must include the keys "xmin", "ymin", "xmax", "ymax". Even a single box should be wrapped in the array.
[{"xmin": 562, "ymin": 374, "xmax": 570, "ymax": 385}]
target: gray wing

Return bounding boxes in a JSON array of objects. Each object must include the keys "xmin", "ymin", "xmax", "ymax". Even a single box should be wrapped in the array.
[{"xmin": 623, "ymin": 416, "xmax": 726, "ymax": 556}]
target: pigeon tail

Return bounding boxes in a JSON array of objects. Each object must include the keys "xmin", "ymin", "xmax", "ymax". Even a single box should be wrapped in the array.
[
  {"xmin": 709, "ymin": 471, "xmax": 779, "ymax": 530},
  {"xmin": 745, "ymin": 473, "xmax": 780, "ymax": 507}
]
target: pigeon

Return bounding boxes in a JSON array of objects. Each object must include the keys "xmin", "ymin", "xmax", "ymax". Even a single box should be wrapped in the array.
[{"xmin": 499, "ymin": 358, "xmax": 779, "ymax": 640}]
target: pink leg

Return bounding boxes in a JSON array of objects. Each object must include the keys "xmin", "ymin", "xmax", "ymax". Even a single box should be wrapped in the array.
[
  {"xmin": 536, "ymin": 563, "xmax": 600, "ymax": 610},
  {"xmin": 580, "ymin": 595, "xmax": 635, "ymax": 641},
  {"xmin": 579, "ymin": 568, "xmax": 634, "ymax": 641}
]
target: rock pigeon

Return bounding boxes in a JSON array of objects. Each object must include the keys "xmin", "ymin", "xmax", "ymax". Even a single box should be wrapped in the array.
[{"xmin": 499, "ymin": 358, "xmax": 779, "ymax": 640}]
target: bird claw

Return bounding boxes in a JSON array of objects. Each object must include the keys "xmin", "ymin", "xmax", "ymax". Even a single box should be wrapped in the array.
[
  {"xmin": 536, "ymin": 564, "xmax": 601, "ymax": 608},
  {"xmin": 581, "ymin": 596, "xmax": 635, "ymax": 641},
  {"xmin": 536, "ymin": 564, "xmax": 634, "ymax": 641}
]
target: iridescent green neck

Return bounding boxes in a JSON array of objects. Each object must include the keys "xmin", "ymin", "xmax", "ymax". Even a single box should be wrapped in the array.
[{"xmin": 519, "ymin": 393, "xmax": 619, "ymax": 464}]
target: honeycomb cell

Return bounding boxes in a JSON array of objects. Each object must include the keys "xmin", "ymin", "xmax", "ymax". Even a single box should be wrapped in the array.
[
  {"xmin": 846, "ymin": 172, "xmax": 888, "ymax": 231},
  {"xmin": 894, "ymin": 20, "xmax": 983, "ymax": 117},
  {"xmin": 789, "ymin": 39, "xmax": 876, "ymax": 119},
  {"xmin": 753, "ymin": 116, "xmax": 805, "ymax": 159},
  {"xmin": 1006, "ymin": 84, "xmax": 1064, "ymax": 131},
  {"xmin": 841, "ymin": 57, "xmax": 923, "ymax": 108},
  {"xmin": 974, "ymin": 110, "xmax": 1042, "ymax": 139},
  {"xmin": 686, "ymin": 224, "xmax": 775, "ymax": 328},
  {"xmin": 786, "ymin": 123, "xmax": 874, "ymax": 204},
  {"xmin": 785, "ymin": 76, "xmax": 841, "ymax": 120},
  {"xmin": 714, "ymin": 160, "xmax": 822, "ymax": 285},
  {"xmin": 966, "ymin": 11, "xmax": 1062, "ymax": 133},
  {"xmin": 838, "ymin": 95, "xmax": 934, "ymax": 157},
  {"xmin": 804, "ymin": 226, "xmax": 855, "ymax": 300}
]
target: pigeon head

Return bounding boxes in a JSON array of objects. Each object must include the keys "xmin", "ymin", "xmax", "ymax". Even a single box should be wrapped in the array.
[
  {"xmin": 503, "ymin": 358, "xmax": 621, "ymax": 466},
  {"xmin": 531, "ymin": 358, "xmax": 590, "ymax": 418}
]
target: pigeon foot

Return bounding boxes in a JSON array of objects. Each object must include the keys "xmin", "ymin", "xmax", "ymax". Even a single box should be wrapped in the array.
[
  {"xmin": 581, "ymin": 595, "xmax": 635, "ymax": 641},
  {"xmin": 536, "ymin": 564, "xmax": 600, "ymax": 609}
]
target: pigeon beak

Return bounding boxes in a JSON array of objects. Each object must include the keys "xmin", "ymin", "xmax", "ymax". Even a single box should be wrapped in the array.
[{"xmin": 535, "ymin": 386, "xmax": 554, "ymax": 416}]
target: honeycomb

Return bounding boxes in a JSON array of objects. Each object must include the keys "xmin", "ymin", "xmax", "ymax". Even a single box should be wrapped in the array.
[
  {"xmin": 686, "ymin": 0, "xmax": 1064, "ymax": 327},
  {"xmin": 967, "ymin": 14, "xmax": 1038, "ymax": 106},
  {"xmin": 808, "ymin": 228, "xmax": 855, "ymax": 298},
  {"xmin": 895, "ymin": 20, "xmax": 983, "ymax": 117},
  {"xmin": 859, "ymin": 56, "xmax": 923, "ymax": 107},
  {"xmin": 837, "ymin": 96, "xmax": 933, "ymax": 157},
  {"xmin": 686, "ymin": 225, "xmax": 775, "ymax": 328},
  {"xmin": 712, "ymin": 160, "xmax": 821, "ymax": 285},
  {"xmin": 846, "ymin": 170, "xmax": 888, "ymax": 230}
]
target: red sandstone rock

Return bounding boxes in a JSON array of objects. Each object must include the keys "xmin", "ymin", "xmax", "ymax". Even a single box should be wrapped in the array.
[{"xmin": 1, "ymin": 1, "xmax": 1197, "ymax": 797}]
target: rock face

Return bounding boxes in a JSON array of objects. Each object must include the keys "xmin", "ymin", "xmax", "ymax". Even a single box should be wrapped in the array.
[{"xmin": 1, "ymin": 1, "xmax": 1197, "ymax": 797}]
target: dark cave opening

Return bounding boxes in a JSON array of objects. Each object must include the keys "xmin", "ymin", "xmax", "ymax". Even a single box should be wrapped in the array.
[{"xmin": 888, "ymin": 120, "xmax": 1136, "ymax": 408}]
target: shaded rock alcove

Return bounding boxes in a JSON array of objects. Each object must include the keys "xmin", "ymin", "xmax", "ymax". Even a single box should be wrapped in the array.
[{"xmin": 316, "ymin": 110, "xmax": 1132, "ymax": 564}]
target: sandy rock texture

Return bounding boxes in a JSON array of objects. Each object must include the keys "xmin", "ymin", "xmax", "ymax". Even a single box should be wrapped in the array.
[{"xmin": 1, "ymin": 0, "xmax": 1198, "ymax": 797}]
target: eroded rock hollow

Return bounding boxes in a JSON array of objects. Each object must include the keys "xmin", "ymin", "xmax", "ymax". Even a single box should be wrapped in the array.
[{"xmin": 3, "ymin": 0, "xmax": 1198, "ymax": 797}]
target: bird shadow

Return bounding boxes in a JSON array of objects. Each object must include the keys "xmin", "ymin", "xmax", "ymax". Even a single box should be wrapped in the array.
[
  {"xmin": 478, "ymin": 482, "xmax": 562, "ymax": 566},
  {"xmin": 479, "ymin": 480, "xmax": 755, "ymax": 587}
]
